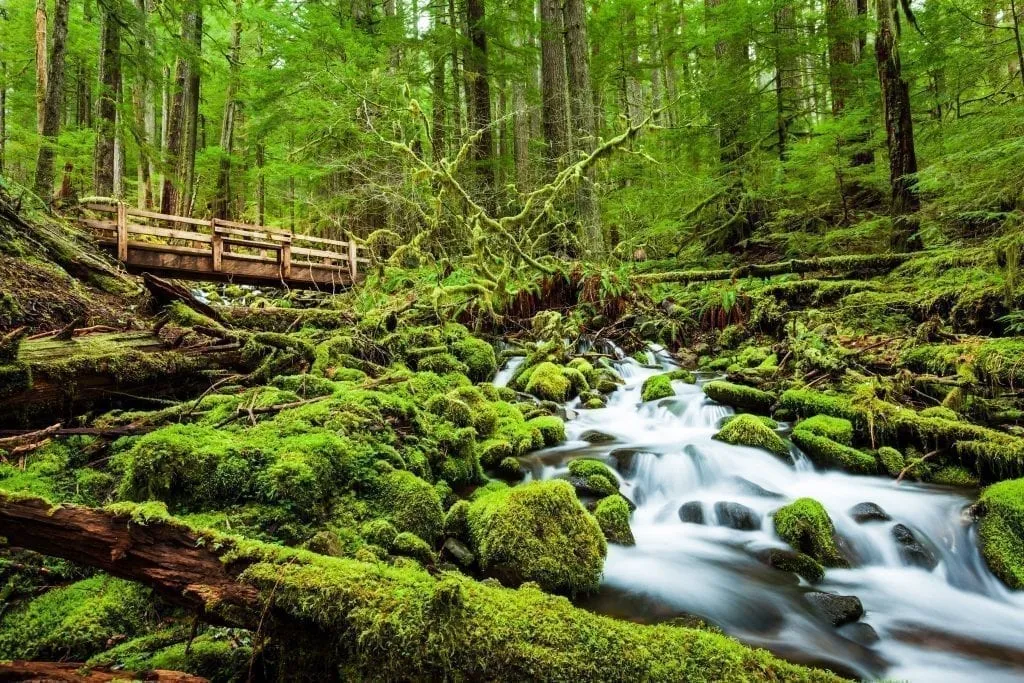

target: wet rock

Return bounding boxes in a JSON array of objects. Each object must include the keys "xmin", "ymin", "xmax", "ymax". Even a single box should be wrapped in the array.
[
  {"xmin": 727, "ymin": 476, "xmax": 784, "ymax": 499},
  {"xmin": 714, "ymin": 501, "xmax": 761, "ymax": 531},
  {"xmin": 579, "ymin": 430, "xmax": 616, "ymax": 444},
  {"xmin": 849, "ymin": 502, "xmax": 892, "ymax": 524},
  {"xmin": 441, "ymin": 538, "xmax": 475, "ymax": 568},
  {"xmin": 609, "ymin": 448, "xmax": 646, "ymax": 475},
  {"xmin": 839, "ymin": 622, "xmax": 880, "ymax": 646},
  {"xmin": 755, "ymin": 547, "xmax": 825, "ymax": 583},
  {"xmin": 678, "ymin": 501, "xmax": 705, "ymax": 524},
  {"xmin": 805, "ymin": 591, "xmax": 864, "ymax": 627},
  {"xmin": 891, "ymin": 524, "xmax": 938, "ymax": 570}
]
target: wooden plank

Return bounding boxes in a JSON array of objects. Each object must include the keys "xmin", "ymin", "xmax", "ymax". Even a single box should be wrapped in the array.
[
  {"xmin": 281, "ymin": 244, "xmax": 292, "ymax": 279},
  {"xmin": 125, "ymin": 206, "xmax": 211, "ymax": 227},
  {"xmin": 294, "ymin": 233, "xmax": 352, "ymax": 249},
  {"xmin": 213, "ymin": 217, "xmax": 292, "ymax": 237},
  {"xmin": 348, "ymin": 239, "xmax": 358, "ymax": 280},
  {"xmin": 116, "ymin": 203, "xmax": 128, "ymax": 262},
  {"xmin": 126, "ymin": 223, "xmax": 212, "ymax": 244},
  {"xmin": 213, "ymin": 225, "xmax": 292, "ymax": 243},
  {"xmin": 290, "ymin": 245, "xmax": 347, "ymax": 261},
  {"xmin": 221, "ymin": 237, "xmax": 284, "ymax": 251}
]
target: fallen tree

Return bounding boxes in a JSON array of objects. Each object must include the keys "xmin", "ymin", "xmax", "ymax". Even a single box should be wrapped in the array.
[
  {"xmin": 0, "ymin": 661, "xmax": 207, "ymax": 682},
  {"xmin": 0, "ymin": 493, "xmax": 842, "ymax": 682},
  {"xmin": 631, "ymin": 254, "xmax": 912, "ymax": 284}
]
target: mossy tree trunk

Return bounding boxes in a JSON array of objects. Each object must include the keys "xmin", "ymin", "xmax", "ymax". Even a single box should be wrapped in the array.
[{"xmin": 32, "ymin": 0, "xmax": 71, "ymax": 199}]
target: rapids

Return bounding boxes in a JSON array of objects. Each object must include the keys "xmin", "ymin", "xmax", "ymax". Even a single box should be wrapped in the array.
[{"xmin": 498, "ymin": 349, "xmax": 1024, "ymax": 681}]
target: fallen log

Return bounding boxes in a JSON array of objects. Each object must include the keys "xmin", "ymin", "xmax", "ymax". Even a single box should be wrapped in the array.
[
  {"xmin": 143, "ymin": 273, "xmax": 227, "ymax": 326},
  {"xmin": 0, "ymin": 661, "xmax": 208, "ymax": 682},
  {"xmin": 0, "ymin": 493, "xmax": 841, "ymax": 682},
  {"xmin": 632, "ymin": 253, "xmax": 912, "ymax": 285}
]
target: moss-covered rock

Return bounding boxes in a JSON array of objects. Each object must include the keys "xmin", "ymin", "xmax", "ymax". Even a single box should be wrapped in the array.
[
  {"xmin": 713, "ymin": 414, "xmax": 789, "ymax": 457},
  {"xmin": 773, "ymin": 498, "xmax": 848, "ymax": 568},
  {"xmin": 795, "ymin": 415, "xmax": 854, "ymax": 446},
  {"xmin": 756, "ymin": 548, "xmax": 825, "ymax": 583},
  {"xmin": 566, "ymin": 458, "xmax": 619, "ymax": 499},
  {"xmin": 467, "ymin": 480, "xmax": 606, "ymax": 595},
  {"xmin": 527, "ymin": 415, "xmax": 566, "ymax": 447},
  {"xmin": 452, "ymin": 337, "xmax": 497, "ymax": 383},
  {"xmin": 594, "ymin": 495, "xmax": 636, "ymax": 546},
  {"xmin": 393, "ymin": 531, "xmax": 437, "ymax": 565},
  {"xmin": 703, "ymin": 381, "xmax": 775, "ymax": 413},
  {"xmin": 877, "ymin": 447, "xmax": 905, "ymax": 477},
  {"xmin": 373, "ymin": 469, "xmax": 444, "ymax": 543},
  {"xmin": 720, "ymin": 414, "xmax": 778, "ymax": 430},
  {"xmin": 524, "ymin": 362, "xmax": 572, "ymax": 402},
  {"xmin": 976, "ymin": 478, "xmax": 1024, "ymax": 589},
  {"xmin": 791, "ymin": 430, "xmax": 876, "ymax": 474},
  {"xmin": 641, "ymin": 374, "xmax": 675, "ymax": 402},
  {"xmin": 929, "ymin": 466, "xmax": 980, "ymax": 487}
]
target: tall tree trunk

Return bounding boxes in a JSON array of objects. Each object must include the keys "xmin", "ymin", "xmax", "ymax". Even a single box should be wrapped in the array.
[
  {"xmin": 161, "ymin": 3, "xmax": 201, "ymax": 216},
  {"xmin": 93, "ymin": 0, "xmax": 121, "ymax": 197},
  {"xmin": 826, "ymin": 0, "xmax": 859, "ymax": 115},
  {"xmin": 512, "ymin": 81, "xmax": 530, "ymax": 188},
  {"xmin": 132, "ymin": 0, "xmax": 154, "ymax": 208},
  {"xmin": 706, "ymin": 0, "xmax": 750, "ymax": 164},
  {"xmin": 466, "ymin": 0, "xmax": 493, "ymax": 191},
  {"xmin": 563, "ymin": 0, "xmax": 603, "ymax": 257},
  {"xmin": 214, "ymin": 0, "xmax": 242, "ymax": 220},
  {"xmin": 1011, "ymin": 0, "xmax": 1024, "ymax": 90},
  {"xmin": 33, "ymin": 0, "xmax": 70, "ymax": 198},
  {"xmin": 430, "ymin": 4, "xmax": 447, "ymax": 163},
  {"xmin": 448, "ymin": 0, "xmax": 463, "ymax": 144},
  {"xmin": 623, "ymin": 5, "xmax": 642, "ymax": 125},
  {"xmin": 774, "ymin": 2, "xmax": 800, "ymax": 159},
  {"xmin": 540, "ymin": 0, "xmax": 569, "ymax": 168},
  {"xmin": 0, "ymin": 61, "xmax": 6, "ymax": 176},
  {"xmin": 35, "ymin": 0, "xmax": 48, "ymax": 136},
  {"xmin": 649, "ymin": 9, "xmax": 663, "ymax": 122},
  {"xmin": 875, "ymin": 0, "xmax": 920, "ymax": 246}
]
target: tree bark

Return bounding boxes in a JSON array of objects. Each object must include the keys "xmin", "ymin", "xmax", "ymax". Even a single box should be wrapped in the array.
[
  {"xmin": 35, "ymin": 0, "xmax": 48, "ymax": 136},
  {"xmin": 465, "ymin": 0, "xmax": 493, "ymax": 191},
  {"xmin": 0, "ymin": 61, "xmax": 6, "ymax": 176},
  {"xmin": 705, "ymin": 0, "xmax": 750, "ymax": 164},
  {"xmin": 93, "ymin": 1, "xmax": 121, "ymax": 197},
  {"xmin": 512, "ymin": 81, "xmax": 530, "ymax": 188},
  {"xmin": 448, "ymin": 0, "xmax": 463, "ymax": 143},
  {"xmin": 540, "ymin": 0, "xmax": 569, "ymax": 169},
  {"xmin": 875, "ymin": 0, "xmax": 920, "ymax": 245},
  {"xmin": 826, "ymin": 0, "xmax": 859, "ymax": 115},
  {"xmin": 774, "ymin": 2, "xmax": 800, "ymax": 159},
  {"xmin": 160, "ymin": 4, "xmax": 201, "ymax": 216},
  {"xmin": 32, "ymin": 0, "xmax": 71, "ymax": 198},
  {"xmin": 180, "ymin": 8, "xmax": 202, "ymax": 216},
  {"xmin": 430, "ymin": 4, "xmax": 447, "ymax": 163},
  {"xmin": 131, "ymin": 0, "xmax": 155, "ymax": 209},
  {"xmin": 213, "ymin": 0, "xmax": 242, "ymax": 219}
]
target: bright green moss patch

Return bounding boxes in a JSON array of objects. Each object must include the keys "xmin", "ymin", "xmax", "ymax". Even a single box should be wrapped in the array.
[
  {"xmin": 524, "ymin": 362, "xmax": 572, "ymax": 402},
  {"xmin": 527, "ymin": 415, "xmax": 566, "ymax": 446},
  {"xmin": 452, "ymin": 336, "xmax": 497, "ymax": 383},
  {"xmin": 641, "ymin": 374, "xmax": 675, "ymax": 402},
  {"xmin": 720, "ymin": 414, "xmax": 778, "ymax": 430},
  {"xmin": 795, "ymin": 415, "xmax": 854, "ymax": 446},
  {"xmin": 877, "ymin": 446, "xmax": 905, "ymax": 477},
  {"xmin": 703, "ymin": 381, "xmax": 775, "ymax": 413},
  {"xmin": 930, "ymin": 466, "xmax": 980, "ymax": 487},
  {"xmin": 773, "ymin": 498, "xmax": 848, "ymax": 568},
  {"xmin": 714, "ymin": 414, "xmax": 788, "ymax": 457},
  {"xmin": 372, "ymin": 469, "xmax": 444, "ymax": 543},
  {"xmin": 791, "ymin": 430, "xmax": 876, "ymax": 474},
  {"xmin": 88, "ymin": 627, "xmax": 253, "ymax": 682},
  {"xmin": 977, "ymin": 478, "xmax": 1024, "ymax": 589},
  {"xmin": 594, "ymin": 495, "xmax": 635, "ymax": 546},
  {"xmin": 467, "ymin": 480, "xmax": 606, "ymax": 595}
]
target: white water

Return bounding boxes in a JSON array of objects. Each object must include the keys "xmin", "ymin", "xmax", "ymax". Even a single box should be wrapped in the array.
[{"xmin": 502, "ymin": 352, "xmax": 1024, "ymax": 681}]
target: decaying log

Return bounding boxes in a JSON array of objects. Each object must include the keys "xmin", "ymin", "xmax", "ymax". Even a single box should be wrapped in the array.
[
  {"xmin": 143, "ymin": 273, "xmax": 227, "ymax": 326},
  {"xmin": 632, "ymin": 253, "xmax": 912, "ymax": 284},
  {"xmin": 0, "ymin": 661, "xmax": 208, "ymax": 682}
]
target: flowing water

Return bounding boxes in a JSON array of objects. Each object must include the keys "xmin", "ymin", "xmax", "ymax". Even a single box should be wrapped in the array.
[{"xmin": 497, "ymin": 350, "xmax": 1024, "ymax": 681}]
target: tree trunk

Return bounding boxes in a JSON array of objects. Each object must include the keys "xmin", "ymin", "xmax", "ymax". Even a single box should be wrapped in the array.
[
  {"xmin": 33, "ymin": 0, "xmax": 71, "ymax": 199},
  {"xmin": 214, "ymin": 0, "xmax": 242, "ymax": 220},
  {"xmin": 448, "ymin": 0, "xmax": 463, "ymax": 143},
  {"xmin": 623, "ymin": 5, "xmax": 642, "ymax": 125},
  {"xmin": 875, "ymin": 0, "xmax": 920, "ymax": 246},
  {"xmin": 35, "ymin": 0, "xmax": 48, "ymax": 136},
  {"xmin": 563, "ymin": 0, "xmax": 603, "ymax": 257},
  {"xmin": 706, "ymin": 0, "xmax": 750, "ymax": 164},
  {"xmin": 540, "ymin": 0, "xmax": 569, "ymax": 168},
  {"xmin": 826, "ymin": 0, "xmax": 859, "ymax": 115},
  {"xmin": 0, "ymin": 61, "xmax": 6, "ymax": 176},
  {"xmin": 430, "ymin": 4, "xmax": 447, "ymax": 163},
  {"xmin": 161, "ymin": 4, "xmax": 201, "ymax": 216},
  {"xmin": 93, "ymin": 1, "xmax": 121, "ymax": 197},
  {"xmin": 774, "ymin": 2, "xmax": 800, "ymax": 159},
  {"xmin": 466, "ymin": 0, "xmax": 493, "ymax": 191},
  {"xmin": 132, "ymin": 0, "xmax": 155, "ymax": 209},
  {"xmin": 513, "ymin": 81, "xmax": 530, "ymax": 188}
]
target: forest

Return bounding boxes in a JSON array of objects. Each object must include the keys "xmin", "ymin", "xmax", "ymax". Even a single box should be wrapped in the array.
[{"xmin": 0, "ymin": 0, "xmax": 1023, "ymax": 679}]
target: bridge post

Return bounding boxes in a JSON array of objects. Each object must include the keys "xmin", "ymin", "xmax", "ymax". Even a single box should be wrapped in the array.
[
  {"xmin": 116, "ymin": 202, "xmax": 128, "ymax": 262},
  {"xmin": 211, "ymin": 220, "xmax": 223, "ymax": 272},
  {"xmin": 281, "ymin": 240, "xmax": 292, "ymax": 280},
  {"xmin": 347, "ymin": 239, "xmax": 358, "ymax": 281}
]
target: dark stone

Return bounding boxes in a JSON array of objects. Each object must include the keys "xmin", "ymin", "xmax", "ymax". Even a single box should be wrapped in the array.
[
  {"xmin": 755, "ymin": 547, "xmax": 825, "ymax": 583},
  {"xmin": 579, "ymin": 430, "xmax": 616, "ymax": 444},
  {"xmin": 891, "ymin": 524, "xmax": 938, "ymax": 570},
  {"xmin": 849, "ymin": 502, "xmax": 891, "ymax": 524},
  {"xmin": 441, "ymin": 538, "xmax": 475, "ymax": 568},
  {"xmin": 609, "ymin": 448, "xmax": 647, "ymax": 475},
  {"xmin": 713, "ymin": 501, "xmax": 761, "ymax": 531},
  {"xmin": 678, "ymin": 501, "xmax": 705, "ymax": 524},
  {"xmin": 805, "ymin": 591, "xmax": 864, "ymax": 627},
  {"xmin": 727, "ymin": 476, "xmax": 784, "ymax": 499},
  {"xmin": 839, "ymin": 622, "xmax": 880, "ymax": 646}
]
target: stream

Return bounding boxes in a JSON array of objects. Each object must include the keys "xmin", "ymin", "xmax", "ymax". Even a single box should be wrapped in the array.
[{"xmin": 495, "ymin": 349, "xmax": 1024, "ymax": 681}]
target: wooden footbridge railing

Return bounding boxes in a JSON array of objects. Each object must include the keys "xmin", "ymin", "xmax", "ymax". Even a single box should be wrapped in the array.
[{"xmin": 79, "ymin": 202, "xmax": 367, "ymax": 290}]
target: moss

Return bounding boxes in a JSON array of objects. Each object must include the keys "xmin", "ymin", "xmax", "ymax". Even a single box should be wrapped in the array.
[
  {"xmin": 524, "ymin": 362, "xmax": 572, "ymax": 402},
  {"xmin": 393, "ymin": 531, "xmax": 437, "ymax": 565},
  {"xmin": 773, "ymin": 498, "xmax": 848, "ymax": 568},
  {"xmin": 977, "ymin": 478, "xmax": 1024, "ymax": 589},
  {"xmin": 919, "ymin": 406, "xmax": 961, "ymax": 421},
  {"xmin": 594, "ymin": 495, "xmax": 635, "ymax": 546},
  {"xmin": 779, "ymin": 389, "xmax": 864, "ymax": 425},
  {"xmin": 443, "ymin": 499, "xmax": 471, "ymax": 541},
  {"xmin": 567, "ymin": 458, "xmax": 618, "ymax": 490},
  {"xmin": 791, "ymin": 430, "xmax": 876, "ymax": 474},
  {"xmin": 957, "ymin": 440, "xmax": 1024, "ymax": 482},
  {"xmin": 373, "ymin": 469, "xmax": 444, "ymax": 543},
  {"xmin": 360, "ymin": 519, "xmax": 399, "ymax": 551},
  {"xmin": 467, "ymin": 480, "xmax": 606, "ymax": 596},
  {"xmin": 567, "ymin": 358, "xmax": 601, "ymax": 387},
  {"xmin": 794, "ymin": 415, "xmax": 854, "ymax": 446},
  {"xmin": 0, "ymin": 362, "xmax": 31, "ymax": 399},
  {"xmin": 0, "ymin": 575, "xmax": 155, "ymax": 661},
  {"xmin": 452, "ymin": 337, "xmax": 497, "ymax": 383},
  {"xmin": 720, "ymin": 414, "xmax": 778, "ymax": 430},
  {"xmin": 930, "ymin": 466, "xmax": 980, "ymax": 487},
  {"xmin": 641, "ymin": 374, "xmax": 675, "ymax": 402},
  {"xmin": 426, "ymin": 393, "xmax": 474, "ymax": 428},
  {"xmin": 417, "ymin": 353, "xmax": 470, "ymax": 376},
  {"xmin": 877, "ymin": 446, "xmax": 905, "ymax": 477},
  {"xmin": 759, "ymin": 548, "xmax": 825, "ymax": 583},
  {"xmin": 527, "ymin": 415, "xmax": 566, "ymax": 447},
  {"xmin": 703, "ymin": 381, "xmax": 775, "ymax": 413},
  {"xmin": 89, "ymin": 628, "xmax": 252, "ymax": 682},
  {"xmin": 665, "ymin": 368, "xmax": 696, "ymax": 383},
  {"xmin": 713, "ymin": 414, "xmax": 789, "ymax": 457}
]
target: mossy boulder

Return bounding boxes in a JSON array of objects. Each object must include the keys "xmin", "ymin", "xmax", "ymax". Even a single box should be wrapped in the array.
[
  {"xmin": 393, "ymin": 531, "xmax": 437, "ymax": 565},
  {"xmin": 713, "ymin": 414, "xmax": 789, "ymax": 457},
  {"xmin": 524, "ymin": 362, "xmax": 573, "ymax": 402},
  {"xmin": 373, "ymin": 469, "xmax": 444, "ymax": 543},
  {"xmin": 566, "ymin": 458, "xmax": 620, "ymax": 499},
  {"xmin": 929, "ymin": 466, "xmax": 980, "ymax": 487},
  {"xmin": 703, "ymin": 381, "xmax": 775, "ymax": 414},
  {"xmin": 452, "ymin": 337, "xmax": 497, "ymax": 383},
  {"xmin": 527, "ymin": 415, "xmax": 566, "ymax": 447},
  {"xmin": 466, "ymin": 479, "xmax": 607, "ymax": 595},
  {"xmin": 756, "ymin": 548, "xmax": 825, "ymax": 583},
  {"xmin": 791, "ymin": 430, "xmax": 876, "ymax": 474},
  {"xmin": 417, "ymin": 353, "xmax": 470, "ymax": 376},
  {"xmin": 641, "ymin": 374, "xmax": 675, "ymax": 402},
  {"xmin": 594, "ymin": 495, "xmax": 635, "ymax": 546},
  {"xmin": 773, "ymin": 498, "xmax": 848, "ymax": 568},
  {"xmin": 795, "ymin": 415, "xmax": 854, "ymax": 446},
  {"xmin": 876, "ymin": 446, "xmax": 905, "ymax": 477},
  {"xmin": 976, "ymin": 478, "xmax": 1024, "ymax": 589}
]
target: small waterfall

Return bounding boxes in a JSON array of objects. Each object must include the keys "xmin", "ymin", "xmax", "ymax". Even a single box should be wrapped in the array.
[{"xmin": 495, "ymin": 354, "xmax": 1024, "ymax": 681}]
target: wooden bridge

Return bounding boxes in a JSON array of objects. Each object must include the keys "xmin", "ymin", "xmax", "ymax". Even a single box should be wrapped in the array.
[{"xmin": 79, "ymin": 203, "xmax": 367, "ymax": 290}]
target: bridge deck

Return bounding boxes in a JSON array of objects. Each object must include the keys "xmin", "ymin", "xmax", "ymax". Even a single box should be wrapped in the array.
[{"xmin": 80, "ymin": 203, "xmax": 367, "ymax": 291}]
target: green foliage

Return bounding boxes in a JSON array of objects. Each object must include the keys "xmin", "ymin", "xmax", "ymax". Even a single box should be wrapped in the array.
[
  {"xmin": 466, "ymin": 480, "xmax": 606, "ymax": 596},
  {"xmin": 773, "ymin": 498, "xmax": 848, "ymax": 568},
  {"xmin": 713, "ymin": 414, "xmax": 789, "ymax": 457}
]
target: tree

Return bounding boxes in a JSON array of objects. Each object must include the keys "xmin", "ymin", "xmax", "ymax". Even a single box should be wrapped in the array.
[
  {"xmin": 93, "ymin": 0, "xmax": 122, "ymax": 197},
  {"xmin": 826, "ymin": 0, "xmax": 859, "ymax": 115},
  {"xmin": 213, "ymin": 0, "xmax": 243, "ymax": 219},
  {"xmin": 34, "ymin": 0, "xmax": 47, "ymax": 136},
  {"xmin": 32, "ymin": 0, "xmax": 70, "ymax": 197},
  {"xmin": 160, "ymin": 1, "xmax": 202, "ymax": 216},
  {"xmin": 540, "ymin": 0, "xmax": 569, "ymax": 169},
  {"xmin": 466, "ymin": 0, "xmax": 493, "ymax": 191}
]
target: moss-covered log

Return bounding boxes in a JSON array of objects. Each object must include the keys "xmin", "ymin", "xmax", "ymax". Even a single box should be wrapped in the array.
[
  {"xmin": 0, "ymin": 661, "xmax": 207, "ymax": 682},
  {"xmin": 0, "ymin": 493, "xmax": 841, "ymax": 682},
  {"xmin": 633, "ymin": 254, "xmax": 911, "ymax": 284}
]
